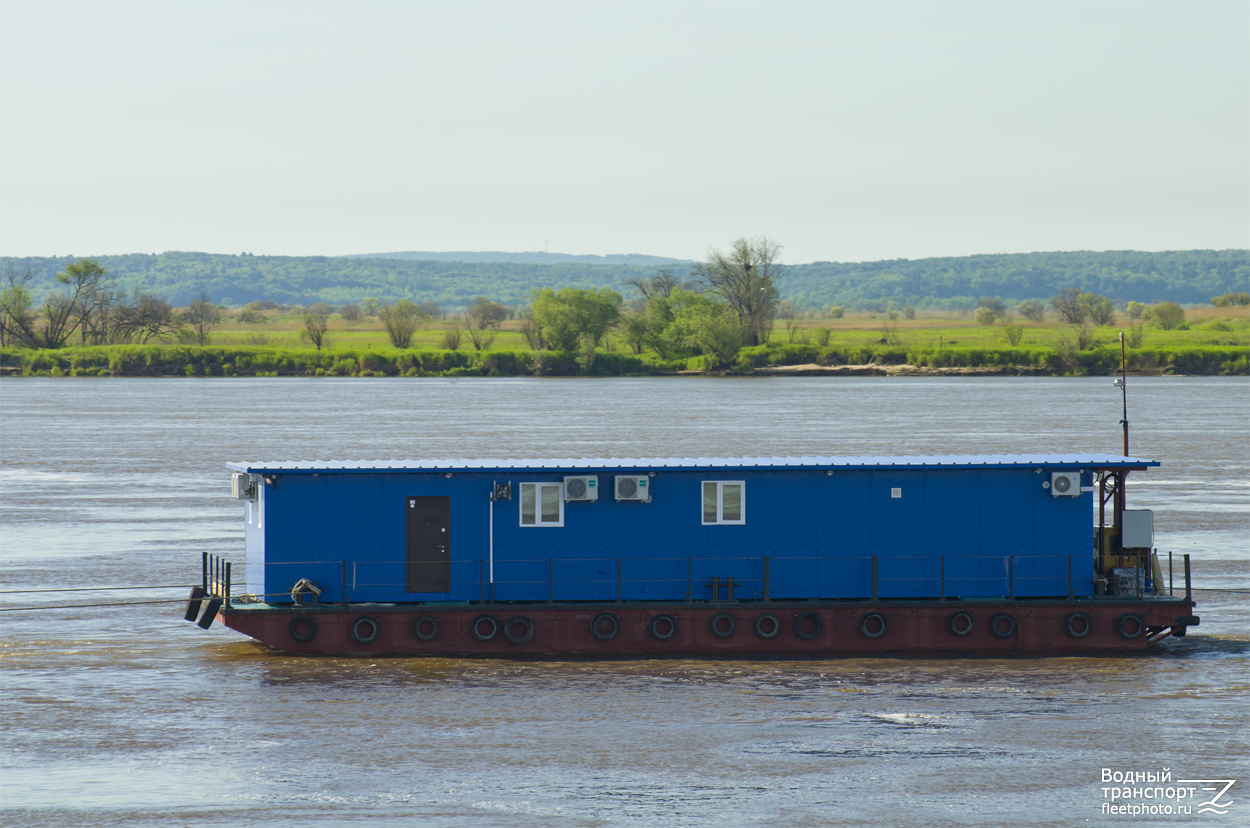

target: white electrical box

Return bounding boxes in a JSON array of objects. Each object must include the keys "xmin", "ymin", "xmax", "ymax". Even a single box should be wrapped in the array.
[{"xmin": 1122, "ymin": 509, "xmax": 1154, "ymax": 548}]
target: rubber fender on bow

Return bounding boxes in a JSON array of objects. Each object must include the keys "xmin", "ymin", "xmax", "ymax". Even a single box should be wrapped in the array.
[
  {"xmin": 184, "ymin": 586, "xmax": 205, "ymax": 622},
  {"xmin": 196, "ymin": 597, "xmax": 223, "ymax": 629}
]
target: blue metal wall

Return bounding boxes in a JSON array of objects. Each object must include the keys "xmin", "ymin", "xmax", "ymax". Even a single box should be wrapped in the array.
[{"xmin": 247, "ymin": 465, "xmax": 1095, "ymax": 604}]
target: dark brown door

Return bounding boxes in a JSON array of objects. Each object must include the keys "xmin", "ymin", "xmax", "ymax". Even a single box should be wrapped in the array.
[{"xmin": 406, "ymin": 496, "xmax": 450, "ymax": 592}]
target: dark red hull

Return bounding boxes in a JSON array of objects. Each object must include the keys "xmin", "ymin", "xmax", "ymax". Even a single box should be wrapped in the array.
[{"xmin": 216, "ymin": 599, "xmax": 1199, "ymax": 657}]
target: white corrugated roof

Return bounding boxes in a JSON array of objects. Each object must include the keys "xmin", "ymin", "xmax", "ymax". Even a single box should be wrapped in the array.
[{"xmin": 228, "ymin": 453, "xmax": 1157, "ymax": 473}]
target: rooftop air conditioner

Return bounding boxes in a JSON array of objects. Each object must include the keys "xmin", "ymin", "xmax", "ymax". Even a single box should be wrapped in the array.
[
  {"xmin": 231, "ymin": 472, "xmax": 257, "ymax": 500},
  {"xmin": 615, "ymin": 475, "xmax": 651, "ymax": 502},
  {"xmin": 564, "ymin": 475, "xmax": 598, "ymax": 502},
  {"xmin": 1050, "ymin": 472, "xmax": 1081, "ymax": 498}
]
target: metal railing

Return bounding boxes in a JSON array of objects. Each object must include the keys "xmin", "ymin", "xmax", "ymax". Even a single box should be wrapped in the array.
[{"xmin": 206, "ymin": 550, "xmax": 1194, "ymax": 606}]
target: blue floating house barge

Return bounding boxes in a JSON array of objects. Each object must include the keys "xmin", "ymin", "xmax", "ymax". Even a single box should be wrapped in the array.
[{"xmin": 187, "ymin": 453, "xmax": 1200, "ymax": 656}]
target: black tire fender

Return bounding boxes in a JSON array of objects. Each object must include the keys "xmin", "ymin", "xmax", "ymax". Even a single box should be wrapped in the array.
[
  {"xmin": 794, "ymin": 611, "xmax": 822, "ymax": 640},
  {"xmin": 949, "ymin": 611, "xmax": 974, "ymax": 636},
  {"xmin": 471, "ymin": 614, "xmax": 498, "ymax": 642},
  {"xmin": 709, "ymin": 612, "xmax": 736, "ymax": 639},
  {"xmin": 1064, "ymin": 611, "xmax": 1091, "ymax": 639},
  {"xmin": 350, "ymin": 616, "xmax": 380, "ymax": 644},
  {"xmin": 591, "ymin": 612, "xmax": 619, "ymax": 641},
  {"xmin": 413, "ymin": 614, "xmax": 439, "ymax": 642},
  {"xmin": 502, "ymin": 615, "xmax": 534, "ymax": 645},
  {"xmin": 989, "ymin": 612, "xmax": 1016, "ymax": 640},
  {"xmin": 289, "ymin": 615, "xmax": 317, "ymax": 643},
  {"xmin": 754, "ymin": 612, "xmax": 781, "ymax": 639},
  {"xmin": 860, "ymin": 612, "xmax": 887, "ymax": 639},
  {"xmin": 649, "ymin": 613, "xmax": 676, "ymax": 641}
]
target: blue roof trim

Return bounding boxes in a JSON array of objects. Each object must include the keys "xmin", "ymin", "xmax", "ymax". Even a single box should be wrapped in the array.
[{"xmin": 229, "ymin": 453, "xmax": 1158, "ymax": 474}]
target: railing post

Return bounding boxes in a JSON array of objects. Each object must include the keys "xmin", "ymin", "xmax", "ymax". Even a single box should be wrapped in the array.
[
  {"xmin": 1183, "ymin": 553, "xmax": 1192, "ymax": 602},
  {"xmin": 201, "ymin": 551, "xmax": 208, "ymax": 593},
  {"xmin": 1169, "ymin": 550, "xmax": 1174, "ymax": 596},
  {"xmin": 225, "ymin": 562, "xmax": 232, "ymax": 609}
]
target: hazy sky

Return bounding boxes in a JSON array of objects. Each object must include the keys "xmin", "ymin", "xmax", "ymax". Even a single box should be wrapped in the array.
[{"xmin": 2, "ymin": 0, "xmax": 1247, "ymax": 264}]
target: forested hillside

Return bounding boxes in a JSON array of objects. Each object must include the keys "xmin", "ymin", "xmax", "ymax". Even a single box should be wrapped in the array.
[{"xmin": 3, "ymin": 249, "xmax": 1244, "ymax": 309}]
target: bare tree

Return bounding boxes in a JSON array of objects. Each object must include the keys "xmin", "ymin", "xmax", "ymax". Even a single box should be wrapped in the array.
[
  {"xmin": 183, "ymin": 293, "xmax": 223, "ymax": 345},
  {"xmin": 465, "ymin": 297, "xmax": 506, "ymax": 350},
  {"xmin": 691, "ymin": 236, "xmax": 783, "ymax": 346},
  {"xmin": 626, "ymin": 269, "xmax": 685, "ymax": 301},
  {"xmin": 1051, "ymin": 288, "xmax": 1087, "ymax": 325}
]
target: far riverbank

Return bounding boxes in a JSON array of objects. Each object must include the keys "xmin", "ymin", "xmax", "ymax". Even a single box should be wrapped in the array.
[{"xmin": 1, "ymin": 342, "xmax": 1245, "ymax": 378}]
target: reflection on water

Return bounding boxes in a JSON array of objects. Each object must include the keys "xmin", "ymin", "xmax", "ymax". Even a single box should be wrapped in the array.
[{"xmin": 1, "ymin": 377, "xmax": 1247, "ymax": 826}]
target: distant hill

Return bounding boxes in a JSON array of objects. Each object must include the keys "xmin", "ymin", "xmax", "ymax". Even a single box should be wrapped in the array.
[
  {"xmin": 346, "ymin": 251, "xmax": 693, "ymax": 267},
  {"xmin": 2, "ymin": 249, "xmax": 1245, "ymax": 309}
]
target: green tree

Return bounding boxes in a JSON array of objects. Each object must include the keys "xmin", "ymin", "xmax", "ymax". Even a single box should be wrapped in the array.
[
  {"xmin": 529, "ymin": 287, "xmax": 622, "ymax": 351},
  {"xmin": 1, "ymin": 266, "xmax": 38, "ymax": 347},
  {"xmin": 1145, "ymin": 301, "xmax": 1185, "ymax": 330},
  {"xmin": 379, "ymin": 300, "xmax": 424, "ymax": 348},
  {"xmin": 303, "ymin": 311, "xmax": 329, "ymax": 350},
  {"xmin": 1016, "ymin": 300, "xmax": 1045, "ymax": 321},
  {"xmin": 692, "ymin": 236, "xmax": 783, "ymax": 346},
  {"xmin": 1078, "ymin": 292, "xmax": 1115, "ymax": 325}
]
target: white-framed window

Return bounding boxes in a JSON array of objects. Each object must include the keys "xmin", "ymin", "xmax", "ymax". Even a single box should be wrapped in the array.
[
  {"xmin": 702, "ymin": 480, "xmax": 745, "ymax": 525},
  {"xmin": 520, "ymin": 482, "xmax": 564, "ymax": 527}
]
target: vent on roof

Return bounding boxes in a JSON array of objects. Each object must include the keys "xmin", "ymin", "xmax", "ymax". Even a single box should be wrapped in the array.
[
  {"xmin": 615, "ymin": 475, "xmax": 651, "ymax": 502},
  {"xmin": 564, "ymin": 475, "xmax": 598, "ymax": 502},
  {"xmin": 1050, "ymin": 472, "xmax": 1081, "ymax": 498}
]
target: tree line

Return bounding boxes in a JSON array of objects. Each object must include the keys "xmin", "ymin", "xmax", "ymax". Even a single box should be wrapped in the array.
[
  {"xmin": 1, "ymin": 260, "xmax": 224, "ymax": 349},
  {"xmin": 1, "ymin": 248, "xmax": 1243, "ymax": 312}
]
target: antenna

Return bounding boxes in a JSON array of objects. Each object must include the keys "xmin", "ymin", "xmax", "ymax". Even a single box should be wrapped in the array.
[{"xmin": 1115, "ymin": 331, "xmax": 1129, "ymax": 456}]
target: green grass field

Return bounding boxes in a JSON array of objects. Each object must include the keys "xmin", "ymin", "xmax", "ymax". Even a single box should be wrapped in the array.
[{"xmin": 3, "ymin": 306, "xmax": 1246, "ymax": 377}]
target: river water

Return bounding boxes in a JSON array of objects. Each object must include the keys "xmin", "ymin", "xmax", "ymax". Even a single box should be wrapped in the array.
[{"xmin": 1, "ymin": 376, "xmax": 1246, "ymax": 827}]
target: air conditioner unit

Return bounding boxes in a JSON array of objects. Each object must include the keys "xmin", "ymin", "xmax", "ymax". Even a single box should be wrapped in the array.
[
  {"xmin": 1050, "ymin": 472, "xmax": 1081, "ymax": 498},
  {"xmin": 564, "ymin": 475, "xmax": 598, "ymax": 502},
  {"xmin": 231, "ymin": 472, "xmax": 257, "ymax": 500},
  {"xmin": 614, "ymin": 475, "xmax": 651, "ymax": 502}
]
